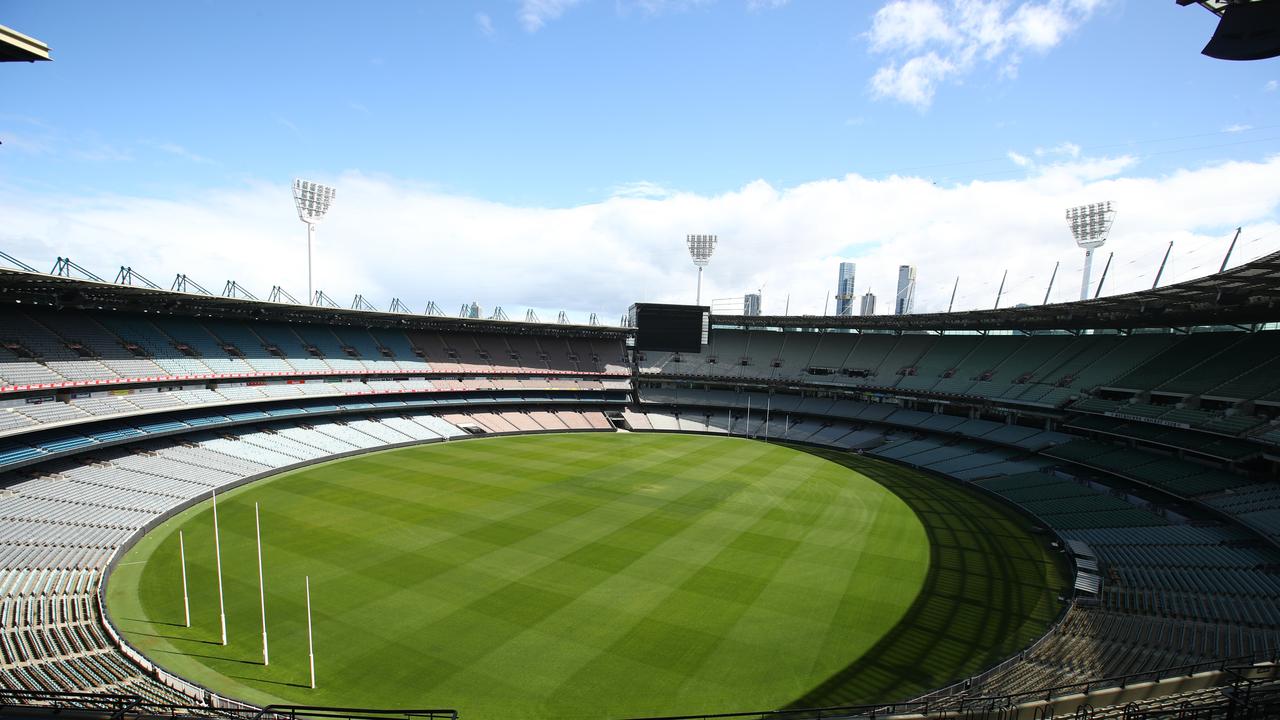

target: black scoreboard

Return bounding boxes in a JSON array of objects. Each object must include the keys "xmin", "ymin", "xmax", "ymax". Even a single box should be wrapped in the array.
[{"xmin": 632, "ymin": 303, "xmax": 706, "ymax": 353}]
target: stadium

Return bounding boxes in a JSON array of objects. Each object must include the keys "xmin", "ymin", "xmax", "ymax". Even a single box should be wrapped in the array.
[
  {"xmin": 4, "ymin": 2, "xmax": 1280, "ymax": 719},
  {"xmin": 0, "ymin": 249, "xmax": 1276, "ymax": 719}
]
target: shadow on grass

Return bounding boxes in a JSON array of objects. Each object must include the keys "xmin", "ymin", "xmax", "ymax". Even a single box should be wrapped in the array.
[
  {"xmin": 120, "ymin": 616, "xmax": 189, "ymax": 628},
  {"xmin": 125, "ymin": 629, "xmax": 223, "ymax": 645},
  {"xmin": 228, "ymin": 674, "xmax": 312, "ymax": 689},
  {"xmin": 779, "ymin": 447, "xmax": 1069, "ymax": 709},
  {"xmin": 152, "ymin": 649, "xmax": 261, "ymax": 666}
]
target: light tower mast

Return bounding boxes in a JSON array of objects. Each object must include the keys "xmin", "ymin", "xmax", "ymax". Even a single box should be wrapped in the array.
[
  {"xmin": 1065, "ymin": 201, "xmax": 1115, "ymax": 301},
  {"xmin": 686, "ymin": 234, "xmax": 717, "ymax": 305},
  {"xmin": 292, "ymin": 179, "xmax": 337, "ymax": 305}
]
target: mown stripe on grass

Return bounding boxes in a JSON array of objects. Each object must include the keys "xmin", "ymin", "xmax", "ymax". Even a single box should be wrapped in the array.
[
  {"xmin": 781, "ymin": 448, "xmax": 1068, "ymax": 708},
  {"xmin": 108, "ymin": 433, "xmax": 1059, "ymax": 720}
]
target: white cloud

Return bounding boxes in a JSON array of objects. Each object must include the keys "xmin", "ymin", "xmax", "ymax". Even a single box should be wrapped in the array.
[
  {"xmin": 0, "ymin": 130, "xmax": 213, "ymax": 165},
  {"xmin": 1008, "ymin": 140, "xmax": 1131, "ymax": 180},
  {"xmin": 868, "ymin": 0, "xmax": 957, "ymax": 53},
  {"xmin": 0, "ymin": 123, "xmax": 134, "ymax": 163},
  {"xmin": 68, "ymin": 143, "xmax": 132, "ymax": 163},
  {"xmin": 519, "ymin": 0, "xmax": 584, "ymax": 32},
  {"xmin": 1008, "ymin": 2, "xmax": 1071, "ymax": 50},
  {"xmin": 866, "ymin": 0, "xmax": 1102, "ymax": 109},
  {"xmin": 516, "ymin": 0, "xmax": 767, "ymax": 32},
  {"xmin": 476, "ymin": 13, "xmax": 495, "ymax": 36},
  {"xmin": 2, "ymin": 155, "xmax": 1278, "ymax": 322},
  {"xmin": 151, "ymin": 142, "xmax": 215, "ymax": 165},
  {"xmin": 870, "ymin": 52, "xmax": 957, "ymax": 108},
  {"xmin": 1035, "ymin": 141, "xmax": 1080, "ymax": 159},
  {"xmin": 0, "ymin": 131, "xmax": 53, "ymax": 155},
  {"xmin": 273, "ymin": 114, "xmax": 301, "ymax": 137},
  {"xmin": 1224, "ymin": 123, "xmax": 1253, "ymax": 134},
  {"xmin": 1266, "ymin": 80, "xmax": 1278, "ymax": 93},
  {"xmin": 1038, "ymin": 153, "xmax": 1135, "ymax": 182},
  {"xmin": 610, "ymin": 180, "xmax": 672, "ymax": 198},
  {"xmin": 615, "ymin": 0, "xmax": 716, "ymax": 18}
]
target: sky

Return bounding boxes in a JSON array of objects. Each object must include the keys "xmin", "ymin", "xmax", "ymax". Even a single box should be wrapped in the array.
[{"xmin": 2, "ymin": 1, "xmax": 1279, "ymax": 323}]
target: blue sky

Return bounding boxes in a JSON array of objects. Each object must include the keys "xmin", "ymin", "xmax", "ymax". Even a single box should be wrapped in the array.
[
  {"xmin": 2, "ymin": 1, "xmax": 1279, "ymax": 319},
  {"xmin": 5, "ymin": 1, "xmax": 1276, "ymax": 205}
]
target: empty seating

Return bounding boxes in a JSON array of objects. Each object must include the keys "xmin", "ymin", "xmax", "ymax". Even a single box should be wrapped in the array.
[
  {"xmin": 0, "ymin": 310, "xmax": 628, "ymax": 397},
  {"xmin": 1044, "ymin": 439, "xmax": 1253, "ymax": 497},
  {"xmin": 1, "ymin": 302, "xmax": 1278, "ymax": 716}
]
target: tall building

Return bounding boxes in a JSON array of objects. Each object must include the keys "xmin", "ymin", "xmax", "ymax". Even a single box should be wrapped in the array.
[
  {"xmin": 743, "ymin": 292, "xmax": 762, "ymax": 316},
  {"xmin": 860, "ymin": 291, "xmax": 876, "ymax": 316},
  {"xmin": 835, "ymin": 262, "xmax": 856, "ymax": 316},
  {"xmin": 895, "ymin": 265, "xmax": 917, "ymax": 315}
]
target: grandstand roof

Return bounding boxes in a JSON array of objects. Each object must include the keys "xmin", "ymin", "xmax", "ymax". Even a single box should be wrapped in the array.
[
  {"xmin": 714, "ymin": 250, "xmax": 1280, "ymax": 333},
  {"xmin": 0, "ymin": 267, "xmax": 628, "ymax": 338},
  {"xmin": 0, "ymin": 24, "xmax": 50, "ymax": 62},
  {"xmin": 4, "ymin": 249, "xmax": 1279, "ymax": 337},
  {"xmin": 1177, "ymin": 0, "xmax": 1257, "ymax": 17}
]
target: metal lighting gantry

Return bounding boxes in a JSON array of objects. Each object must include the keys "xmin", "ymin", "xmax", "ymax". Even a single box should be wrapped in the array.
[
  {"xmin": 292, "ymin": 179, "xmax": 337, "ymax": 306},
  {"xmin": 686, "ymin": 234, "xmax": 717, "ymax": 305},
  {"xmin": 1066, "ymin": 201, "xmax": 1116, "ymax": 301}
]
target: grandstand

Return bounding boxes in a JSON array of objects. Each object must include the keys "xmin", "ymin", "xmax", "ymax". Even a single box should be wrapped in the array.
[{"xmin": 0, "ymin": 252, "xmax": 1278, "ymax": 719}]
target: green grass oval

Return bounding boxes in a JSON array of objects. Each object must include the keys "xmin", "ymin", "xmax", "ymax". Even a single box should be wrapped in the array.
[{"xmin": 107, "ymin": 433, "xmax": 935, "ymax": 719}]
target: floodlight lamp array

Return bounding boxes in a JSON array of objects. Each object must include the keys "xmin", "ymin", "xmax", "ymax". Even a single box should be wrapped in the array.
[
  {"xmin": 293, "ymin": 179, "xmax": 336, "ymax": 224},
  {"xmin": 1065, "ymin": 201, "xmax": 1115, "ymax": 249},
  {"xmin": 687, "ymin": 234, "xmax": 717, "ymax": 267}
]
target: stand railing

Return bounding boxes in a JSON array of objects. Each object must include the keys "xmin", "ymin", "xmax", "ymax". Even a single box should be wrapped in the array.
[{"xmin": 0, "ymin": 690, "xmax": 457, "ymax": 720}]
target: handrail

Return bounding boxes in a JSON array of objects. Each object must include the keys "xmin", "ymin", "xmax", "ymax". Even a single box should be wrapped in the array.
[
  {"xmin": 254, "ymin": 706, "xmax": 458, "ymax": 720},
  {"xmin": 0, "ymin": 690, "xmax": 458, "ymax": 720}
]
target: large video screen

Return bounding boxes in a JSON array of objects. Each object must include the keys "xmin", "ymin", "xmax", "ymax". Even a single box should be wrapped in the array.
[{"xmin": 634, "ymin": 303, "xmax": 706, "ymax": 353}]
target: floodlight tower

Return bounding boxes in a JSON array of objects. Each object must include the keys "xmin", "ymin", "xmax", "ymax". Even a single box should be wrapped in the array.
[
  {"xmin": 292, "ymin": 179, "xmax": 337, "ymax": 305},
  {"xmin": 1065, "ymin": 201, "xmax": 1115, "ymax": 301},
  {"xmin": 686, "ymin": 234, "xmax": 717, "ymax": 305}
]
